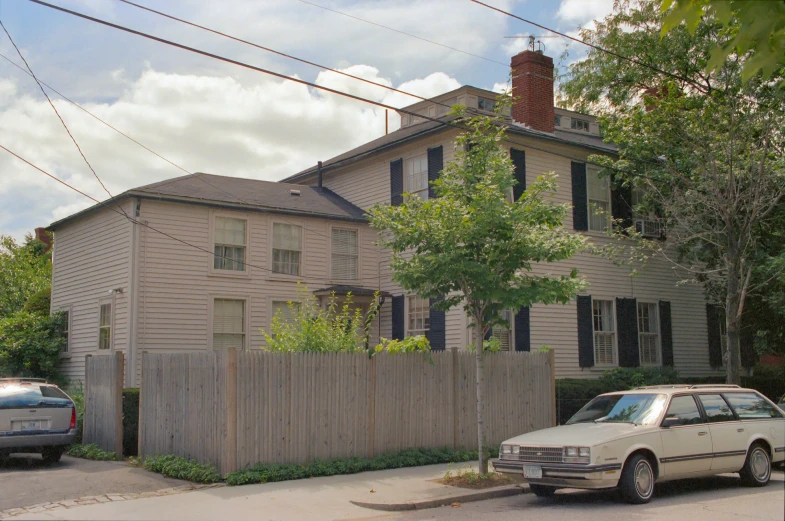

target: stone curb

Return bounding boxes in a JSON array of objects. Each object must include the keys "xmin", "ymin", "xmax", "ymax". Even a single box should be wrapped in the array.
[
  {"xmin": 0, "ymin": 484, "xmax": 223, "ymax": 519},
  {"xmin": 350, "ymin": 484, "xmax": 529, "ymax": 512}
]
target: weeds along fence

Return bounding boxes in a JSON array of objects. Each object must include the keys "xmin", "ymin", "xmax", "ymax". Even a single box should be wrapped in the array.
[{"xmin": 139, "ymin": 349, "xmax": 555, "ymax": 475}]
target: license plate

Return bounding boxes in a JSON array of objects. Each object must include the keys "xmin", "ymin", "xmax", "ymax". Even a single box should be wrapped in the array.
[
  {"xmin": 21, "ymin": 421, "xmax": 42, "ymax": 431},
  {"xmin": 523, "ymin": 465, "xmax": 542, "ymax": 479}
]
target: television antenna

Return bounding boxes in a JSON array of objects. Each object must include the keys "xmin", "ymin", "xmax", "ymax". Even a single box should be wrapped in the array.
[{"xmin": 503, "ymin": 35, "xmax": 558, "ymax": 52}]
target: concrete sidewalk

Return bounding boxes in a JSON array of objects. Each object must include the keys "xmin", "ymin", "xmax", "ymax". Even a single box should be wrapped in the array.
[{"xmin": 5, "ymin": 462, "xmax": 520, "ymax": 521}]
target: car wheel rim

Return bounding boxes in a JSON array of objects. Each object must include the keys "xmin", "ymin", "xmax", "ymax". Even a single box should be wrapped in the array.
[
  {"xmin": 634, "ymin": 460, "xmax": 653, "ymax": 498},
  {"xmin": 751, "ymin": 449, "xmax": 770, "ymax": 482}
]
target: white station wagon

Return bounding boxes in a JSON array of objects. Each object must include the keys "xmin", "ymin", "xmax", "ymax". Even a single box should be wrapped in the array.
[{"xmin": 492, "ymin": 385, "xmax": 785, "ymax": 503}]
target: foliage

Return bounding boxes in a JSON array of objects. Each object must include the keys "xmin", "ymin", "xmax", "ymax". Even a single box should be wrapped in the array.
[
  {"xmin": 0, "ymin": 235, "xmax": 51, "ymax": 319},
  {"xmin": 224, "ymin": 447, "xmax": 498, "ymax": 486},
  {"xmin": 22, "ymin": 287, "xmax": 51, "ymax": 316},
  {"xmin": 143, "ymin": 454, "xmax": 222, "ymax": 483},
  {"xmin": 373, "ymin": 335, "xmax": 431, "ymax": 355},
  {"xmin": 440, "ymin": 464, "xmax": 521, "ymax": 489},
  {"xmin": 67, "ymin": 443, "xmax": 116, "ymax": 461},
  {"xmin": 123, "ymin": 388, "xmax": 140, "ymax": 457},
  {"xmin": 742, "ymin": 364, "xmax": 785, "ymax": 402},
  {"xmin": 661, "ymin": 0, "xmax": 785, "ymax": 83},
  {"xmin": 262, "ymin": 285, "xmax": 380, "ymax": 353},
  {"xmin": 66, "ymin": 383, "xmax": 85, "ymax": 444},
  {"xmin": 368, "ymin": 97, "xmax": 586, "ymax": 473},
  {"xmin": 560, "ymin": 0, "xmax": 785, "ymax": 384},
  {"xmin": 0, "ymin": 311, "xmax": 65, "ymax": 383}
]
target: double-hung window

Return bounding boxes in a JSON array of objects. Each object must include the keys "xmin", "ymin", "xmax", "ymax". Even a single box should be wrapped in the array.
[
  {"xmin": 214, "ymin": 217, "xmax": 246, "ymax": 271},
  {"xmin": 272, "ymin": 223, "xmax": 302, "ymax": 275},
  {"xmin": 478, "ymin": 97, "xmax": 496, "ymax": 112},
  {"xmin": 407, "ymin": 295, "xmax": 430, "ymax": 337},
  {"xmin": 592, "ymin": 299, "xmax": 616, "ymax": 365},
  {"xmin": 637, "ymin": 302, "xmax": 660, "ymax": 365},
  {"xmin": 491, "ymin": 309, "xmax": 513, "ymax": 351},
  {"xmin": 571, "ymin": 118, "xmax": 590, "ymax": 132},
  {"xmin": 587, "ymin": 167, "xmax": 610, "ymax": 232},
  {"xmin": 98, "ymin": 303, "xmax": 112, "ymax": 350},
  {"xmin": 62, "ymin": 310, "xmax": 70, "ymax": 353},
  {"xmin": 213, "ymin": 299, "xmax": 245, "ymax": 350},
  {"xmin": 405, "ymin": 154, "xmax": 429, "ymax": 200},
  {"xmin": 331, "ymin": 228, "xmax": 358, "ymax": 280}
]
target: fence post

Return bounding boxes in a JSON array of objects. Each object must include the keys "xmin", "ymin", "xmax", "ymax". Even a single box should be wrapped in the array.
[
  {"xmin": 450, "ymin": 347, "xmax": 459, "ymax": 449},
  {"xmin": 138, "ymin": 351, "xmax": 145, "ymax": 459},
  {"xmin": 548, "ymin": 348, "xmax": 556, "ymax": 427},
  {"xmin": 113, "ymin": 351, "xmax": 124, "ymax": 459},
  {"xmin": 224, "ymin": 348, "xmax": 238, "ymax": 475},
  {"xmin": 83, "ymin": 354, "xmax": 92, "ymax": 447},
  {"xmin": 367, "ymin": 354, "xmax": 376, "ymax": 459}
]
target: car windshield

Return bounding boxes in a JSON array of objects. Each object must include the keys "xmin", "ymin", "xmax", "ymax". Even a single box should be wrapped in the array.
[
  {"xmin": 566, "ymin": 393, "xmax": 667, "ymax": 426},
  {"xmin": 0, "ymin": 383, "xmax": 72, "ymax": 409}
]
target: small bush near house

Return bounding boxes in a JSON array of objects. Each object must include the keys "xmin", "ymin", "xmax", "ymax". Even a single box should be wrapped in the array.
[
  {"xmin": 123, "ymin": 388, "xmax": 140, "ymax": 457},
  {"xmin": 0, "ymin": 311, "xmax": 66, "ymax": 384},
  {"xmin": 22, "ymin": 287, "xmax": 51, "ymax": 316},
  {"xmin": 373, "ymin": 335, "xmax": 431, "ymax": 355},
  {"xmin": 143, "ymin": 454, "xmax": 222, "ymax": 483},
  {"xmin": 224, "ymin": 446, "xmax": 498, "ymax": 486},
  {"xmin": 66, "ymin": 383, "xmax": 85, "ymax": 444},
  {"xmin": 67, "ymin": 443, "xmax": 116, "ymax": 461},
  {"xmin": 742, "ymin": 365, "xmax": 785, "ymax": 402}
]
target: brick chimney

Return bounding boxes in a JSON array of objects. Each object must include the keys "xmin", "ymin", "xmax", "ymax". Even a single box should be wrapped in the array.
[
  {"xmin": 511, "ymin": 50, "xmax": 555, "ymax": 133},
  {"xmin": 34, "ymin": 227, "xmax": 52, "ymax": 253}
]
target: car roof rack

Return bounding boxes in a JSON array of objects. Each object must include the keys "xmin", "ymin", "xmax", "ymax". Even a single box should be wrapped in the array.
[
  {"xmin": 633, "ymin": 385, "xmax": 692, "ymax": 390},
  {"xmin": 689, "ymin": 384, "xmax": 741, "ymax": 389},
  {"xmin": 0, "ymin": 377, "xmax": 48, "ymax": 383}
]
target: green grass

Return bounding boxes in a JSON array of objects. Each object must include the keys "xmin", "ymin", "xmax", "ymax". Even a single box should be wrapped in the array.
[
  {"xmin": 143, "ymin": 454, "xmax": 222, "ymax": 483},
  {"xmin": 67, "ymin": 443, "xmax": 116, "ymax": 461}
]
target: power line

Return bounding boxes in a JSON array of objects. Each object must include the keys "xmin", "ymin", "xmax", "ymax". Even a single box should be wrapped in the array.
[
  {"xmin": 0, "ymin": 20, "xmax": 129, "ymax": 219},
  {"xmin": 295, "ymin": 0, "xmax": 509, "ymax": 68}
]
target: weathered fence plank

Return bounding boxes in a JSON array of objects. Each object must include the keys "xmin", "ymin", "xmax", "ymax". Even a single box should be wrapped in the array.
[{"xmin": 83, "ymin": 352, "xmax": 123, "ymax": 457}]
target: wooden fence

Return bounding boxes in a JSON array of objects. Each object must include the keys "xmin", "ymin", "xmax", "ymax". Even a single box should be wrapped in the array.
[
  {"xmin": 83, "ymin": 352, "xmax": 124, "ymax": 457},
  {"xmin": 139, "ymin": 349, "xmax": 555, "ymax": 475}
]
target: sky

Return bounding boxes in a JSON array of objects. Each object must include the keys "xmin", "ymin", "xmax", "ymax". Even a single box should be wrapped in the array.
[{"xmin": 0, "ymin": 0, "xmax": 616, "ymax": 241}]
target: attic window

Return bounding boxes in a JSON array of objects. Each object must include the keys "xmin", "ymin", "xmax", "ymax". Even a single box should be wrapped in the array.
[
  {"xmin": 478, "ymin": 97, "xmax": 496, "ymax": 112},
  {"xmin": 289, "ymin": 189, "xmax": 301, "ymax": 196},
  {"xmin": 571, "ymin": 118, "xmax": 590, "ymax": 132}
]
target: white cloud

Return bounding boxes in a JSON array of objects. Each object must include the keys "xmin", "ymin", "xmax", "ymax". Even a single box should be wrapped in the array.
[{"xmin": 556, "ymin": 0, "xmax": 615, "ymax": 28}]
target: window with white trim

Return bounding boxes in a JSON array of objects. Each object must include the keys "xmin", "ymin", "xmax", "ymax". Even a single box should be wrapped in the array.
[
  {"xmin": 637, "ymin": 302, "xmax": 660, "ymax": 365},
  {"xmin": 491, "ymin": 309, "xmax": 513, "ymax": 351},
  {"xmin": 571, "ymin": 118, "xmax": 590, "ymax": 132},
  {"xmin": 213, "ymin": 299, "xmax": 245, "ymax": 350},
  {"xmin": 587, "ymin": 166, "xmax": 610, "ymax": 232},
  {"xmin": 272, "ymin": 223, "xmax": 302, "ymax": 275},
  {"xmin": 214, "ymin": 217, "xmax": 246, "ymax": 271},
  {"xmin": 592, "ymin": 299, "xmax": 616, "ymax": 365},
  {"xmin": 331, "ymin": 228, "xmax": 358, "ymax": 280},
  {"xmin": 272, "ymin": 300, "xmax": 300, "ymax": 325},
  {"xmin": 404, "ymin": 154, "xmax": 429, "ymax": 200},
  {"xmin": 631, "ymin": 188, "xmax": 664, "ymax": 238},
  {"xmin": 478, "ymin": 97, "xmax": 496, "ymax": 112},
  {"xmin": 407, "ymin": 295, "xmax": 430, "ymax": 337},
  {"xmin": 62, "ymin": 310, "xmax": 70, "ymax": 353},
  {"xmin": 98, "ymin": 303, "xmax": 112, "ymax": 350}
]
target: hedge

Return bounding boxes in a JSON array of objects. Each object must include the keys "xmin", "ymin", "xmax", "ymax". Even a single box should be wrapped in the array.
[{"xmin": 123, "ymin": 388, "xmax": 140, "ymax": 457}]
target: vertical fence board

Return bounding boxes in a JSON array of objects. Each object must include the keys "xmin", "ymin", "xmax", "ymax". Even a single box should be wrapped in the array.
[{"xmin": 83, "ymin": 352, "xmax": 124, "ymax": 458}]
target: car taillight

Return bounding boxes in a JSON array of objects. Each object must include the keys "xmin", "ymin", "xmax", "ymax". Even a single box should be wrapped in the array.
[{"xmin": 70, "ymin": 407, "xmax": 77, "ymax": 430}]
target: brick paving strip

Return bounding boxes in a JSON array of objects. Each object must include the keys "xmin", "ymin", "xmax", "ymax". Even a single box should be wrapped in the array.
[{"xmin": 0, "ymin": 484, "xmax": 224, "ymax": 519}]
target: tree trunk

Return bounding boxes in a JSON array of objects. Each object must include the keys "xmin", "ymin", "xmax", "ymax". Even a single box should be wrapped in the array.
[
  {"xmin": 474, "ymin": 316, "xmax": 488, "ymax": 474},
  {"xmin": 725, "ymin": 266, "xmax": 742, "ymax": 385}
]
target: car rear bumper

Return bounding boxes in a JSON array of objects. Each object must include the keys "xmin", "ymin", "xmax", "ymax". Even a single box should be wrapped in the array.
[
  {"xmin": 0, "ymin": 429, "xmax": 77, "ymax": 450},
  {"xmin": 491, "ymin": 458, "xmax": 621, "ymax": 490}
]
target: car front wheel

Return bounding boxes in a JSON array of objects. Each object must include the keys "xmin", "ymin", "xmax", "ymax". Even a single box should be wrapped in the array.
[
  {"xmin": 529, "ymin": 484, "xmax": 556, "ymax": 497},
  {"xmin": 619, "ymin": 454, "xmax": 655, "ymax": 504},
  {"xmin": 739, "ymin": 443, "xmax": 771, "ymax": 487}
]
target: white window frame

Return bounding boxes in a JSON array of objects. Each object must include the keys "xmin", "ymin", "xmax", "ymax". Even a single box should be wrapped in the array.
[
  {"xmin": 208, "ymin": 211, "xmax": 250, "ymax": 278},
  {"xmin": 404, "ymin": 153, "xmax": 429, "ymax": 200},
  {"xmin": 209, "ymin": 295, "xmax": 249, "ymax": 351},
  {"xmin": 97, "ymin": 299, "xmax": 113, "ymax": 352},
  {"xmin": 477, "ymin": 97, "xmax": 496, "ymax": 113},
  {"xmin": 586, "ymin": 166, "xmax": 611, "ymax": 232},
  {"xmin": 405, "ymin": 295, "xmax": 430, "ymax": 338},
  {"xmin": 637, "ymin": 301, "xmax": 661, "ymax": 366},
  {"xmin": 59, "ymin": 306, "xmax": 72, "ymax": 357},
  {"xmin": 329, "ymin": 225, "xmax": 360, "ymax": 281},
  {"xmin": 571, "ymin": 118, "xmax": 590, "ymax": 132},
  {"xmin": 592, "ymin": 298, "xmax": 617, "ymax": 367},
  {"xmin": 270, "ymin": 218, "xmax": 304, "ymax": 278},
  {"xmin": 491, "ymin": 309, "xmax": 515, "ymax": 351}
]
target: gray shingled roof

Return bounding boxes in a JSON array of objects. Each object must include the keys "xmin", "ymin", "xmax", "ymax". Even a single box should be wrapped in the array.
[{"xmin": 48, "ymin": 172, "xmax": 366, "ymax": 230}]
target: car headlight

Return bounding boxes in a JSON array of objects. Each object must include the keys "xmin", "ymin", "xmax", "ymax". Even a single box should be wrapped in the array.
[
  {"xmin": 564, "ymin": 446, "xmax": 590, "ymax": 464},
  {"xmin": 501, "ymin": 445, "xmax": 512, "ymax": 455},
  {"xmin": 566, "ymin": 447, "xmax": 578, "ymax": 457},
  {"xmin": 512, "ymin": 445, "xmax": 520, "ymax": 455},
  {"xmin": 579, "ymin": 447, "xmax": 590, "ymax": 457}
]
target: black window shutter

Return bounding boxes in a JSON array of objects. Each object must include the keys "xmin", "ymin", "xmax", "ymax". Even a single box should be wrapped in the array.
[
  {"xmin": 571, "ymin": 162, "xmax": 588, "ymax": 231},
  {"xmin": 659, "ymin": 301, "xmax": 674, "ymax": 367},
  {"xmin": 391, "ymin": 295, "xmax": 405, "ymax": 340},
  {"xmin": 428, "ymin": 296, "xmax": 446, "ymax": 351},
  {"xmin": 514, "ymin": 307, "xmax": 530, "ymax": 352},
  {"xmin": 616, "ymin": 297, "xmax": 640, "ymax": 367},
  {"xmin": 390, "ymin": 158, "xmax": 403, "ymax": 206},
  {"xmin": 611, "ymin": 176, "xmax": 633, "ymax": 230},
  {"xmin": 577, "ymin": 296, "xmax": 594, "ymax": 367},
  {"xmin": 740, "ymin": 320, "xmax": 756, "ymax": 368},
  {"xmin": 511, "ymin": 148, "xmax": 526, "ymax": 201},
  {"xmin": 706, "ymin": 304, "xmax": 723, "ymax": 368},
  {"xmin": 427, "ymin": 146, "xmax": 443, "ymax": 199}
]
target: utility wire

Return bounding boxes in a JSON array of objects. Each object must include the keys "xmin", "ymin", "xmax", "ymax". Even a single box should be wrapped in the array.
[
  {"xmin": 0, "ymin": 20, "xmax": 129, "ymax": 219},
  {"xmin": 295, "ymin": 0, "xmax": 508, "ymax": 67}
]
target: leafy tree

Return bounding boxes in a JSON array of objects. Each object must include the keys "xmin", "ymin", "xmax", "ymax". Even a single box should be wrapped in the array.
[
  {"xmin": 661, "ymin": 0, "xmax": 785, "ymax": 83},
  {"xmin": 0, "ymin": 311, "xmax": 66, "ymax": 383},
  {"xmin": 369, "ymin": 103, "xmax": 586, "ymax": 473},
  {"xmin": 0, "ymin": 234, "xmax": 52, "ymax": 319},
  {"xmin": 561, "ymin": 0, "xmax": 785, "ymax": 384}
]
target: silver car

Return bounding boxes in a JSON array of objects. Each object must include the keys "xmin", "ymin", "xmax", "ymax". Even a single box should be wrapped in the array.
[{"xmin": 0, "ymin": 378, "xmax": 77, "ymax": 464}]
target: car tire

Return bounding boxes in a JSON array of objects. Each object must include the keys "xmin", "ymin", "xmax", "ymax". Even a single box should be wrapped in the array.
[
  {"xmin": 739, "ymin": 443, "xmax": 771, "ymax": 487},
  {"xmin": 41, "ymin": 447, "xmax": 63, "ymax": 464},
  {"xmin": 618, "ymin": 453, "xmax": 655, "ymax": 504},
  {"xmin": 529, "ymin": 484, "xmax": 556, "ymax": 497}
]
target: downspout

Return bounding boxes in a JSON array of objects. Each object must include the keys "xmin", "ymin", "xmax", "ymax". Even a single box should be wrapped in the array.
[
  {"xmin": 317, "ymin": 161, "xmax": 323, "ymax": 191},
  {"xmin": 125, "ymin": 198, "xmax": 142, "ymax": 387}
]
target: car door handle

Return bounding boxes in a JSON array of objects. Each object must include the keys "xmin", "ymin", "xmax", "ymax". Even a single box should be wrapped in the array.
[
  {"xmin": 737, "ymin": 428, "xmax": 744, "ymax": 433},
  {"xmin": 698, "ymin": 431, "xmax": 708, "ymax": 436}
]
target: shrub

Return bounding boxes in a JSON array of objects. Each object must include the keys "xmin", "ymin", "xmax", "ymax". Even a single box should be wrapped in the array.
[
  {"xmin": 123, "ymin": 388, "xmax": 140, "ymax": 457},
  {"xmin": 67, "ymin": 443, "xmax": 116, "ymax": 461},
  {"xmin": 0, "ymin": 311, "xmax": 65, "ymax": 383},
  {"xmin": 742, "ymin": 365, "xmax": 785, "ymax": 401},
  {"xmin": 66, "ymin": 383, "xmax": 85, "ymax": 444},
  {"xmin": 22, "ymin": 287, "xmax": 51, "ymax": 316},
  {"xmin": 143, "ymin": 454, "xmax": 221, "ymax": 483},
  {"xmin": 373, "ymin": 335, "xmax": 431, "ymax": 354}
]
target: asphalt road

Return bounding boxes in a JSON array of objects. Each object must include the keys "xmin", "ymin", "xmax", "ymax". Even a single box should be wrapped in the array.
[{"xmin": 398, "ymin": 471, "xmax": 785, "ymax": 521}]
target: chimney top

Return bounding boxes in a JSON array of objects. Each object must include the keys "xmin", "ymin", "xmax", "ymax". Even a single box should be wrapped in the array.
[{"xmin": 510, "ymin": 49, "xmax": 555, "ymax": 133}]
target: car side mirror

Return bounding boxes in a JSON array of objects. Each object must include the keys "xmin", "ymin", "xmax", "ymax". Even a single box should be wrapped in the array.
[{"xmin": 661, "ymin": 417, "xmax": 680, "ymax": 428}]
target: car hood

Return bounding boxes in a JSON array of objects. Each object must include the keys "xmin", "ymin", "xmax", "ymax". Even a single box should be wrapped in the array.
[{"xmin": 502, "ymin": 423, "xmax": 654, "ymax": 448}]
